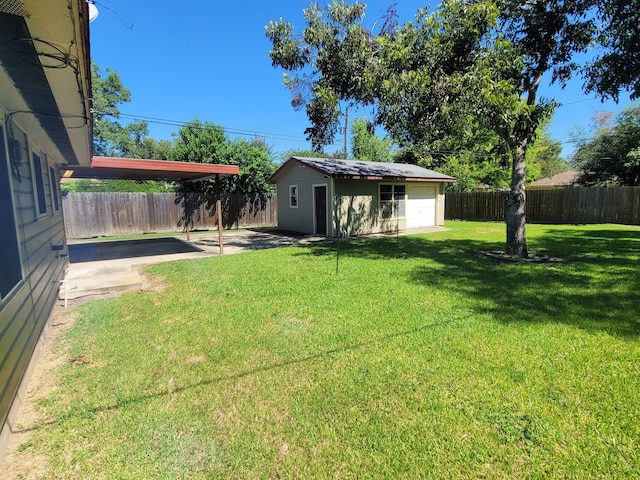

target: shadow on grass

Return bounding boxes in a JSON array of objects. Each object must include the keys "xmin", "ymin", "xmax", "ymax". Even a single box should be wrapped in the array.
[
  {"xmin": 15, "ymin": 316, "xmax": 461, "ymax": 432},
  {"xmin": 300, "ymin": 228, "xmax": 640, "ymax": 338}
]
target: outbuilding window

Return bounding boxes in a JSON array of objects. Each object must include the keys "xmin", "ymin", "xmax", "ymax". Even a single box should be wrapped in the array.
[
  {"xmin": 380, "ymin": 184, "xmax": 405, "ymax": 218},
  {"xmin": 289, "ymin": 185, "xmax": 298, "ymax": 208}
]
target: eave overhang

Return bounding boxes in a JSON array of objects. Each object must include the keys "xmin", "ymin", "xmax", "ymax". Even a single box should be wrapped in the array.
[
  {"xmin": 61, "ymin": 156, "xmax": 240, "ymax": 182},
  {"xmin": 268, "ymin": 157, "xmax": 456, "ymax": 184},
  {"xmin": 0, "ymin": 0, "xmax": 93, "ymax": 166}
]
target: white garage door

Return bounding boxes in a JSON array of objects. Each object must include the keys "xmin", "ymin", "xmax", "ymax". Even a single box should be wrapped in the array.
[{"xmin": 406, "ymin": 185, "xmax": 436, "ymax": 228}]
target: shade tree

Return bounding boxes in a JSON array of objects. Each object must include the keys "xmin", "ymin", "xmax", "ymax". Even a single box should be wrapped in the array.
[{"xmin": 267, "ymin": 0, "xmax": 635, "ymax": 257}]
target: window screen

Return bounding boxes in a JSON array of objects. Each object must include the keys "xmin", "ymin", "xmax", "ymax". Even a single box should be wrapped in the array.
[{"xmin": 380, "ymin": 184, "xmax": 405, "ymax": 218}]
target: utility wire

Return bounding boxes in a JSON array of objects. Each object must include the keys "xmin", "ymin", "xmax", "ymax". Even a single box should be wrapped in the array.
[
  {"xmin": 102, "ymin": 110, "xmax": 587, "ymax": 157},
  {"xmin": 110, "ymin": 111, "xmax": 312, "ymax": 145}
]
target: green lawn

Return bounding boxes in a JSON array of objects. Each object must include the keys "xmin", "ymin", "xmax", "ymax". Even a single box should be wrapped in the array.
[{"xmin": 17, "ymin": 222, "xmax": 640, "ymax": 478}]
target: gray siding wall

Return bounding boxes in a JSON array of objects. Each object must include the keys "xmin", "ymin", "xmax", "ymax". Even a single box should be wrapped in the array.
[
  {"xmin": 336, "ymin": 179, "xmax": 432, "ymax": 235},
  {"xmin": 275, "ymin": 162, "xmax": 330, "ymax": 235},
  {"xmin": 335, "ymin": 179, "xmax": 445, "ymax": 235},
  {"xmin": 0, "ymin": 116, "xmax": 67, "ymax": 431},
  {"xmin": 334, "ymin": 179, "xmax": 397, "ymax": 235}
]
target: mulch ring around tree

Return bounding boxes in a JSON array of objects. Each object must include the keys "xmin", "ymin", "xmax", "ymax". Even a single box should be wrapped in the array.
[{"xmin": 482, "ymin": 251, "xmax": 565, "ymax": 263}]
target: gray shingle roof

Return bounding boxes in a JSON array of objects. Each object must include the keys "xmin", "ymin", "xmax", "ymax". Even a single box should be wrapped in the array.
[{"xmin": 270, "ymin": 157, "xmax": 455, "ymax": 182}]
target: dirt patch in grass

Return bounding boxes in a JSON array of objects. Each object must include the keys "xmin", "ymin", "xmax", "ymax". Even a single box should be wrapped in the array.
[
  {"xmin": 483, "ymin": 250, "xmax": 565, "ymax": 263},
  {"xmin": 1, "ymin": 304, "xmax": 76, "ymax": 479},
  {"xmin": 0, "ymin": 269, "xmax": 165, "ymax": 479}
]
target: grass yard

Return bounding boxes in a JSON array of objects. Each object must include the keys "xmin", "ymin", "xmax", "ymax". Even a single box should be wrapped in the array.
[{"xmin": 8, "ymin": 221, "xmax": 640, "ymax": 478}]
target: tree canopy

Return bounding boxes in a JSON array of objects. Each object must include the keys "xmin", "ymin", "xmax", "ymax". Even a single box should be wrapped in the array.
[
  {"xmin": 572, "ymin": 103, "xmax": 640, "ymax": 186},
  {"xmin": 170, "ymin": 119, "xmax": 276, "ymax": 228},
  {"xmin": 350, "ymin": 117, "xmax": 394, "ymax": 162},
  {"xmin": 91, "ymin": 62, "xmax": 167, "ymax": 159},
  {"xmin": 526, "ymin": 132, "xmax": 568, "ymax": 180},
  {"xmin": 83, "ymin": 66, "xmax": 277, "ymax": 204},
  {"xmin": 170, "ymin": 119, "xmax": 275, "ymax": 198},
  {"xmin": 584, "ymin": 0, "xmax": 640, "ymax": 101},
  {"xmin": 267, "ymin": 0, "xmax": 636, "ymax": 256}
]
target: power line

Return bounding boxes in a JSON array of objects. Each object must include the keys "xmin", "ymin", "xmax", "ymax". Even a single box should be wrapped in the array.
[
  {"xmin": 102, "ymin": 110, "xmax": 585, "ymax": 157},
  {"xmin": 557, "ymin": 97, "xmax": 598, "ymax": 107},
  {"xmin": 111, "ymin": 111, "xmax": 312, "ymax": 145}
]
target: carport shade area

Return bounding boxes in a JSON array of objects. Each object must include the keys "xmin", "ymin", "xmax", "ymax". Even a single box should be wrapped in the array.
[
  {"xmin": 68, "ymin": 237, "xmax": 203, "ymax": 263},
  {"xmin": 60, "ymin": 156, "xmax": 240, "ymax": 253}
]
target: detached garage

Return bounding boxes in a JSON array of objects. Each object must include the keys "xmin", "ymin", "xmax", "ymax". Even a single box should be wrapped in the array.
[{"xmin": 269, "ymin": 157, "xmax": 454, "ymax": 237}]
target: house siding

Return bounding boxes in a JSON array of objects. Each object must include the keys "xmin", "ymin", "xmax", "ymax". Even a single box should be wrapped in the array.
[
  {"xmin": 275, "ymin": 162, "xmax": 330, "ymax": 235},
  {"xmin": 0, "ymin": 115, "xmax": 67, "ymax": 436},
  {"xmin": 334, "ymin": 179, "xmax": 398, "ymax": 235},
  {"xmin": 334, "ymin": 179, "xmax": 446, "ymax": 236}
]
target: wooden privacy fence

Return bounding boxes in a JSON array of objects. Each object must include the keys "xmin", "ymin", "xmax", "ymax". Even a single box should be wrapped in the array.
[
  {"xmin": 63, "ymin": 192, "xmax": 277, "ymax": 238},
  {"xmin": 445, "ymin": 187, "xmax": 640, "ymax": 225}
]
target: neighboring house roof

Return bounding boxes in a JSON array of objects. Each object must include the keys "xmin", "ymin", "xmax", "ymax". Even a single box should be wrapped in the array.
[
  {"xmin": 269, "ymin": 157, "xmax": 456, "ymax": 183},
  {"xmin": 531, "ymin": 170, "xmax": 580, "ymax": 188}
]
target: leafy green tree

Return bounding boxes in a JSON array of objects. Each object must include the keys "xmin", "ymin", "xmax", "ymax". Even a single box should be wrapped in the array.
[
  {"xmin": 266, "ymin": 1, "xmax": 379, "ymax": 151},
  {"xmin": 170, "ymin": 119, "xmax": 226, "ymax": 164},
  {"xmin": 267, "ymin": 0, "xmax": 622, "ymax": 257},
  {"xmin": 222, "ymin": 139, "xmax": 276, "ymax": 199},
  {"xmin": 61, "ymin": 179, "xmax": 174, "ymax": 193},
  {"xmin": 171, "ymin": 118, "xmax": 275, "ymax": 197},
  {"xmin": 585, "ymin": 0, "xmax": 640, "ymax": 101},
  {"xmin": 572, "ymin": 103, "xmax": 640, "ymax": 186},
  {"xmin": 123, "ymin": 122, "xmax": 173, "ymax": 160},
  {"xmin": 171, "ymin": 119, "xmax": 276, "ymax": 228},
  {"xmin": 351, "ymin": 117, "xmax": 394, "ymax": 162},
  {"xmin": 278, "ymin": 149, "xmax": 329, "ymax": 164},
  {"xmin": 91, "ymin": 62, "xmax": 150, "ymax": 158},
  {"xmin": 526, "ymin": 132, "xmax": 568, "ymax": 180}
]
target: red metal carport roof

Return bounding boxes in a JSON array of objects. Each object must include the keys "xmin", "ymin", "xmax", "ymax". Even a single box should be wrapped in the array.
[{"xmin": 61, "ymin": 156, "xmax": 239, "ymax": 181}]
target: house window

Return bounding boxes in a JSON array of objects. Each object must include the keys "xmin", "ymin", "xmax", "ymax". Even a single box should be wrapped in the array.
[
  {"xmin": 50, "ymin": 164, "xmax": 60, "ymax": 212},
  {"xmin": 380, "ymin": 184, "xmax": 406, "ymax": 218},
  {"xmin": 32, "ymin": 152, "xmax": 48, "ymax": 216},
  {"xmin": 289, "ymin": 185, "xmax": 298, "ymax": 208},
  {"xmin": 0, "ymin": 124, "xmax": 23, "ymax": 299}
]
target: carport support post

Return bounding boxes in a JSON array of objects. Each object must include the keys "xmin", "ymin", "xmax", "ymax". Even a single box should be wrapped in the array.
[
  {"xmin": 217, "ymin": 198, "xmax": 224, "ymax": 255},
  {"xmin": 182, "ymin": 181, "xmax": 190, "ymax": 242}
]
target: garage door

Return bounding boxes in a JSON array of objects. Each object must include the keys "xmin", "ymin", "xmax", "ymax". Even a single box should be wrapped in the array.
[{"xmin": 406, "ymin": 185, "xmax": 436, "ymax": 228}]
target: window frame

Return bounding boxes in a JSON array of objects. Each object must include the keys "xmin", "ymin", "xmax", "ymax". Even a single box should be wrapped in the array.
[
  {"xmin": 0, "ymin": 120, "xmax": 25, "ymax": 300},
  {"xmin": 31, "ymin": 149, "xmax": 48, "ymax": 217},
  {"xmin": 49, "ymin": 160, "xmax": 60, "ymax": 212},
  {"xmin": 289, "ymin": 184, "xmax": 299, "ymax": 208},
  {"xmin": 379, "ymin": 183, "xmax": 406, "ymax": 219}
]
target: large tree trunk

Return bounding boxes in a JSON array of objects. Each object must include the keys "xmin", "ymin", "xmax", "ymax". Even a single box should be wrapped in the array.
[{"xmin": 505, "ymin": 144, "xmax": 528, "ymax": 257}]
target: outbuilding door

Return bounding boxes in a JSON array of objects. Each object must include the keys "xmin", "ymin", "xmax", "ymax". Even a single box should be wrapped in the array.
[
  {"xmin": 406, "ymin": 185, "xmax": 436, "ymax": 228},
  {"xmin": 314, "ymin": 185, "xmax": 327, "ymax": 235}
]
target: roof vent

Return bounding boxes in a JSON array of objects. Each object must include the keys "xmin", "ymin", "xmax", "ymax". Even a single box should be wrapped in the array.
[{"xmin": 0, "ymin": 0, "xmax": 29, "ymax": 17}]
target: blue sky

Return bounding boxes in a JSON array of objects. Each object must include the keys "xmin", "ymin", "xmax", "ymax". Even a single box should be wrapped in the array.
[{"xmin": 89, "ymin": 0, "xmax": 633, "ymax": 161}]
